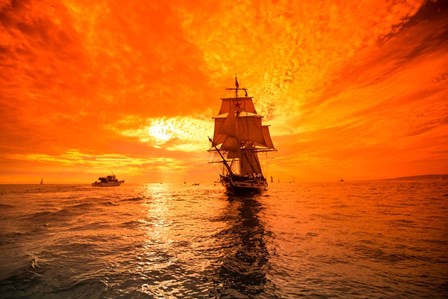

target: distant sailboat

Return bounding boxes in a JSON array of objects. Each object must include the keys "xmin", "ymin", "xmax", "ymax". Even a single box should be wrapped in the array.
[
  {"xmin": 40, "ymin": 178, "xmax": 43, "ymax": 185},
  {"xmin": 209, "ymin": 77, "xmax": 276, "ymax": 195}
]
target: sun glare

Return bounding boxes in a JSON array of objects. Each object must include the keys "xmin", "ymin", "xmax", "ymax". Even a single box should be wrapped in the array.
[
  {"xmin": 117, "ymin": 116, "xmax": 212, "ymax": 151},
  {"xmin": 148, "ymin": 120, "xmax": 173, "ymax": 144}
]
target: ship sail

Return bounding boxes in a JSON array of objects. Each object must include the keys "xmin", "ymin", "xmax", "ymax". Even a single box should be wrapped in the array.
[
  {"xmin": 240, "ymin": 149, "xmax": 263, "ymax": 176},
  {"xmin": 212, "ymin": 102, "xmax": 275, "ymax": 152},
  {"xmin": 209, "ymin": 77, "xmax": 276, "ymax": 195}
]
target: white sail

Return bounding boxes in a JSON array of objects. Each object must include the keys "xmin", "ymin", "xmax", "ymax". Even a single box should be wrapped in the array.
[
  {"xmin": 236, "ymin": 116, "xmax": 265, "ymax": 145},
  {"xmin": 221, "ymin": 136, "xmax": 240, "ymax": 153},
  {"xmin": 240, "ymin": 150, "xmax": 263, "ymax": 175},
  {"xmin": 213, "ymin": 116, "xmax": 275, "ymax": 151},
  {"xmin": 218, "ymin": 97, "xmax": 257, "ymax": 115},
  {"xmin": 261, "ymin": 126, "xmax": 275, "ymax": 149},
  {"xmin": 212, "ymin": 117, "xmax": 227, "ymax": 145}
]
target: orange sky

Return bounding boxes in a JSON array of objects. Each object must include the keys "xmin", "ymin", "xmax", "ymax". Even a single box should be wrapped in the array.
[{"xmin": 0, "ymin": 0, "xmax": 447, "ymax": 184}]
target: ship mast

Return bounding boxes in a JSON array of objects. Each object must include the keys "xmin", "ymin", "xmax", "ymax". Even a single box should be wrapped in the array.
[
  {"xmin": 210, "ymin": 76, "xmax": 276, "ymax": 177},
  {"xmin": 225, "ymin": 75, "xmax": 248, "ymax": 99}
]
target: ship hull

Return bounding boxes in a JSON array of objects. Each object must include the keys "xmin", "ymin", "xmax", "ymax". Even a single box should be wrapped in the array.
[
  {"xmin": 92, "ymin": 181, "xmax": 124, "ymax": 187},
  {"xmin": 220, "ymin": 174, "xmax": 267, "ymax": 195}
]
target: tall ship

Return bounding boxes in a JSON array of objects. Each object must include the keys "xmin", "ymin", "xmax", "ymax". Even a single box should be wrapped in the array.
[
  {"xmin": 92, "ymin": 174, "xmax": 124, "ymax": 187},
  {"xmin": 209, "ymin": 77, "xmax": 276, "ymax": 195}
]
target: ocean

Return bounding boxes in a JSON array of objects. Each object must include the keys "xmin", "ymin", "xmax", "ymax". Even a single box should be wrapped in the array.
[{"xmin": 0, "ymin": 180, "xmax": 447, "ymax": 298}]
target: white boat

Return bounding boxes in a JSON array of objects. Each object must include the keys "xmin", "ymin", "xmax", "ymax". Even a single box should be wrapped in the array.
[
  {"xmin": 92, "ymin": 175, "xmax": 124, "ymax": 187},
  {"xmin": 209, "ymin": 77, "xmax": 276, "ymax": 195}
]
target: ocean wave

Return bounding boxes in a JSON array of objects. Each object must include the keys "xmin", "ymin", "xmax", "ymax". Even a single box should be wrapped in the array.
[
  {"xmin": 50, "ymin": 278, "xmax": 108, "ymax": 298},
  {"xmin": 0, "ymin": 257, "xmax": 44, "ymax": 297},
  {"xmin": 121, "ymin": 196, "xmax": 145, "ymax": 202},
  {"xmin": 101, "ymin": 201, "xmax": 119, "ymax": 206},
  {"xmin": 67, "ymin": 222, "xmax": 112, "ymax": 231},
  {"xmin": 69, "ymin": 202, "xmax": 95, "ymax": 209},
  {"xmin": 0, "ymin": 203, "xmax": 14, "ymax": 209}
]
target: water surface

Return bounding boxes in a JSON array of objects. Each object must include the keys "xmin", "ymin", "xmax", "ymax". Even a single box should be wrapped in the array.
[{"xmin": 0, "ymin": 181, "xmax": 447, "ymax": 298}]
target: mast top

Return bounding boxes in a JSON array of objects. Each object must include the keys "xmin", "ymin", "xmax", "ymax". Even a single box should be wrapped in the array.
[{"xmin": 225, "ymin": 74, "xmax": 248, "ymax": 97}]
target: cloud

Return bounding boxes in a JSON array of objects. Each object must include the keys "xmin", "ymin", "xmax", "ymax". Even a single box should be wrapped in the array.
[
  {"xmin": 6, "ymin": 149, "xmax": 186, "ymax": 171},
  {"xmin": 112, "ymin": 115, "xmax": 212, "ymax": 152}
]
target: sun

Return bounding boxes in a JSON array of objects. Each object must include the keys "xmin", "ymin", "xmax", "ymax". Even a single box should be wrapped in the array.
[
  {"xmin": 116, "ymin": 116, "xmax": 212, "ymax": 151},
  {"xmin": 148, "ymin": 120, "xmax": 172, "ymax": 144}
]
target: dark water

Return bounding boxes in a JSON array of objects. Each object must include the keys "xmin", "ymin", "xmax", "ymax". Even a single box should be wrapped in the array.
[{"xmin": 0, "ymin": 181, "xmax": 447, "ymax": 298}]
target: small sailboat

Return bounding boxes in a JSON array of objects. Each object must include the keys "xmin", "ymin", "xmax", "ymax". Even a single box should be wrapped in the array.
[
  {"xmin": 209, "ymin": 77, "xmax": 276, "ymax": 195},
  {"xmin": 40, "ymin": 178, "xmax": 43, "ymax": 185}
]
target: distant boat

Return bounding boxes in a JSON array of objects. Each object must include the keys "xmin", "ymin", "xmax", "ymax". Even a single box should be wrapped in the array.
[
  {"xmin": 209, "ymin": 77, "xmax": 276, "ymax": 195},
  {"xmin": 92, "ymin": 175, "xmax": 124, "ymax": 187},
  {"xmin": 192, "ymin": 183, "xmax": 200, "ymax": 186},
  {"xmin": 340, "ymin": 179, "xmax": 344, "ymax": 182},
  {"xmin": 40, "ymin": 178, "xmax": 43, "ymax": 185}
]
